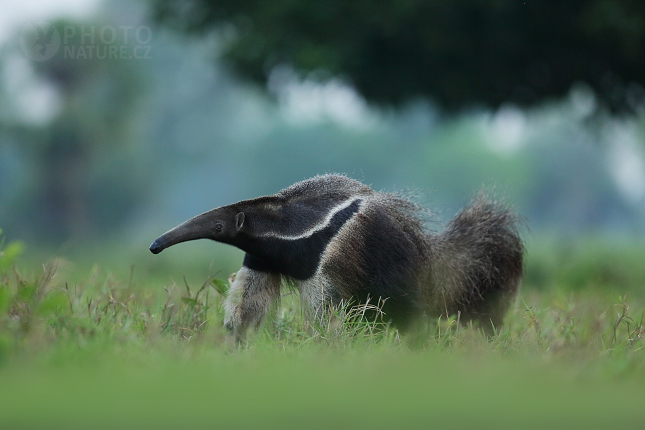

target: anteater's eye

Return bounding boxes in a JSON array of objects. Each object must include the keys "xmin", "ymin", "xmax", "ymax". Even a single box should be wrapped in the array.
[{"xmin": 215, "ymin": 223, "xmax": 223, "ymax": 232}]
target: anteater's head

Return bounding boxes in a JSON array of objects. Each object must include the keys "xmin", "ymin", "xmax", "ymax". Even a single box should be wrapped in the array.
[{"xmin": 149, "ymin": 206, "xmax": 245, "ymax": 254}]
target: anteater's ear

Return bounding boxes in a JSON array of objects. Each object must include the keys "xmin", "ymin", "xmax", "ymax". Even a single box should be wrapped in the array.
[{"xmin": 235, "ymin": 212, "xmax": 245, "ymax": 231}]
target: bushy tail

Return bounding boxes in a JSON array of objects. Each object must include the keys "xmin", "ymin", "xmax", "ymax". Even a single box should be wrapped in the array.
[{"xmin": 427, "ymin": 195, "xmax": 524, "ymax": 332}]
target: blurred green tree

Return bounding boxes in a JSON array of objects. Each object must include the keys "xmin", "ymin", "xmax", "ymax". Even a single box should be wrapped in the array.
[
  {"xmin": 151, "ymin": 0, "xmax": 645, "ymax": 113},
  {"xmin": 1, "ymin": 20, "xmax": 149, "ymax": 243}
]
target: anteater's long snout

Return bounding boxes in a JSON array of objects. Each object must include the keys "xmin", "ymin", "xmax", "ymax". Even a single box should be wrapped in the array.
[
  {"xmin": 149, "ymin": 239, "xmax": 166, "ymax": 254},
  {"xmin": 148, "ymin": 226, "xmax": 197, "ymax": 255},
  {"xmin": 149, "ymin": 210, "xmax": 219, "ymax": 255}
]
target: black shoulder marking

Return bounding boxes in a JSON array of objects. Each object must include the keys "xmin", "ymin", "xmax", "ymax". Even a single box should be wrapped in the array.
[{"xmin": 241, "ymin": 199, "xmax": 363, "ymax": 280}]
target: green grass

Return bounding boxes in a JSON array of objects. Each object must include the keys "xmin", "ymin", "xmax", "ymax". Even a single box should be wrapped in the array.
[{"xmin": 1, "ymin": 233, "xmax": 645, "ymax": 429}]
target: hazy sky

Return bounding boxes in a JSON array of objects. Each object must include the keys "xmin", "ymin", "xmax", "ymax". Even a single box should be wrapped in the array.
[{"xmin": 0, "ymin": 0, "xmax": 101, "ymax": 46}]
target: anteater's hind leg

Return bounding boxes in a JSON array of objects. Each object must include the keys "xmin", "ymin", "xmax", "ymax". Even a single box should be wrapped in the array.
[{"xmin": 223, "ymin": 266, "xmax": 281, "ymax": 344}]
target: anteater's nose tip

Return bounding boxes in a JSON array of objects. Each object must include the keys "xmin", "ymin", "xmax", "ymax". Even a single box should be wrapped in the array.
[{"xmin": 149, "ymin": 240, "xmax": 163, "ymax": 254}]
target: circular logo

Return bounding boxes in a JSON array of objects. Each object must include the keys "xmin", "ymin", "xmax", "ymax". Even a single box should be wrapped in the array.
[{"xmin": 19, "ymin": 22, "xmax": 61, "ymax": 62}]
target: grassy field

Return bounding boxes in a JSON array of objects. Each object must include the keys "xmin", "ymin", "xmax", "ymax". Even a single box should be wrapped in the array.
[{"xmin": 1, "ymin": 233, "xmax": 644, "ymax": 429}]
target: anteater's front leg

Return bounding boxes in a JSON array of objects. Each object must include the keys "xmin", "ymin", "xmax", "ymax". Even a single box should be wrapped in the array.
[{"xmin": 223, "ymin": 266, "xmax": 281, "ymax": 344}]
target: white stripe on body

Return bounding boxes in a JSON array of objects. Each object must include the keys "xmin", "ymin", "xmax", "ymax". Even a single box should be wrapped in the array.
[{"xmin": 257, "ymin": 197, "xmax": 364, "ymax": 240}]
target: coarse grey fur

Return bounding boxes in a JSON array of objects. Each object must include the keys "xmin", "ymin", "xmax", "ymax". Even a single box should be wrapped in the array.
[{"xmin": 150, "ymin": 174, "xmax": 524, "ymax": 341}]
